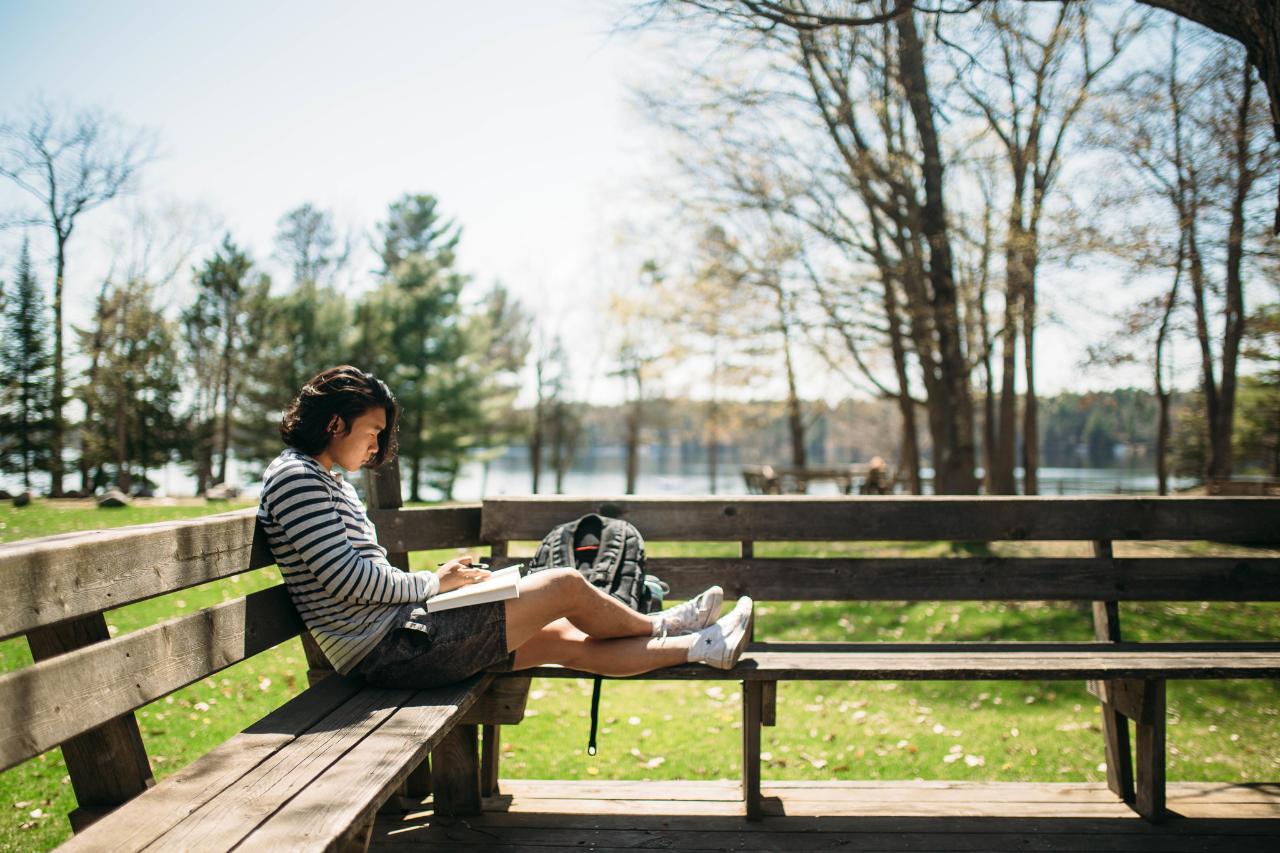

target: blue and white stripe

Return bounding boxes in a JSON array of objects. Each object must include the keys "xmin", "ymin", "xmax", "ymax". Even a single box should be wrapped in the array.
[{"xmin": 257, "ymin": 447, "xmax": 437, "ymax": 673}]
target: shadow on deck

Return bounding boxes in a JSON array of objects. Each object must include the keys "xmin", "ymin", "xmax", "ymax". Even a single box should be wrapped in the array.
[{"xmin": 370, "ymin": 780, "xmax": 1280, "ymax": 851}]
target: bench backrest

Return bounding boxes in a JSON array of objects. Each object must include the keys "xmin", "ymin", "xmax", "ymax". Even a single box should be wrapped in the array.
[
  {"xmin": 0, "ymin": 503, "xmax": 486, "ymax": 800},
  {"xmin": 475, "ymin": 496, "xmax": 1280, "ymax": 604}
]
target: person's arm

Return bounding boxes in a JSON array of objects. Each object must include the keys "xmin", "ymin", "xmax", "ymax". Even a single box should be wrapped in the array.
[{"xmin": 265, "ymin": 464, "xmax": 438, "ymax": 604}]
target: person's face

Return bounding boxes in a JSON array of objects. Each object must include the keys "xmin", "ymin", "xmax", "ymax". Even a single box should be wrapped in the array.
[{"xmin": 325, "ymin": 407, "xmax": 387, "ymax": 471}]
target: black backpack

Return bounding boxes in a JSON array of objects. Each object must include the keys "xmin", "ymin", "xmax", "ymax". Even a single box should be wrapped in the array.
[
  {"xmin": 526, "ymin": 513, "xmax": 667, "ymax": 753},
  {"xmin": 527, "ymin": 513, "xmax": 662, "ymax": 613}
]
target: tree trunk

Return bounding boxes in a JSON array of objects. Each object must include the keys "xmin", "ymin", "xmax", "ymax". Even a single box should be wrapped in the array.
[
  {"xmin": 1215, "ymin": 60, "xmax": 1257, "ymax": 480},
  {"xmin": 1155, "ymin": 242, "xmax": 1182, "ymax": 496},
  {"xmin": 781, "ymin": 322, "xmax": 807, "ymax": 470},
  {"xmin": 994, "ymin": 164, "xmax": 1028, "ymax": 495},
  {"xmin": 115, "ymin": 393, "xmax": 131, "ymax": 494},
  {"xmin": 1185, "ymin": 212, "xmax": 1221, "ymax": 479},
  {"xmin": 50, "ymin": 239, "xmax": 66, "ymax": 497},
  {"xmin": 895, "ymin": 11, "xmax": 978, "ymax": 494},
  {"xmin": 529, "ymin": 399, "xmax": 543, "ymax": 494},
  {"xmin": 707, "ymin": 398, "xmax": 719, "ymax": 495},
  {"xmin": 978, "ymin": 276, "xmax": 997, "ymax": 496},
  {"xmin": 218, "ymin": 314, "xmax": 234, "ymax": 485},
  {"xmin": 20, "ymin": 372, "xmax": 32, "ymax": 491},
  {"xmin": 625, "ymin": 376, "xmax": 642, "ymax": 495},
  {"xmin": 409, "ymin": 404, "xmax": 424, "ymax": 499},
  {"xmin": 885, "ymin": 275, "xmax": 922, "ymax": 494},
  {"xmin": 1021, "ymin": 249, "xmax": 1040, "ymax": 495}
]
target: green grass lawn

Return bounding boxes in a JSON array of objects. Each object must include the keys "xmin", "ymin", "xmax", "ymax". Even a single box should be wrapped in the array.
[{"xmin": 1, "ymin": 500, "xmax": 1277, "ymax": 851}]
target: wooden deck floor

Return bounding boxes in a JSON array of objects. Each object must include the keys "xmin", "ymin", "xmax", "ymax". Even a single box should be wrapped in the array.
[{"xmin": 369, "ymin": 780, "xmax": 1280, "ymax": 852}]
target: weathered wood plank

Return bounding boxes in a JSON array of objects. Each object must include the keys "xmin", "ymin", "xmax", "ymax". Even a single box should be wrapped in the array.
[
  {"xmin": 367, "ymin": 504, "xmax": 483, "ymax": 553},
  {"xmin": 364, "ymin": 463, "xmax": 410, "ymax": 570},
  {"xmin": 475, "ymin": 779, "xmax": 1280, "ymax": 804},
  {"xmin": 480, "ymin": 496, "xmax": 1280, "ymax": 543},
  {"xmin": 372, "ymin": 812, "xmax": 1280, "ymax": 853},
  {"xmin": 58, "ymin": 675, "xmax": 364, "ymax": 852},
  {"xmin": 433, "ymin": 723, "xmax": 482, "ymax": 817},
  {"xmin": 143, "ymin": 684, "xmax": 417, "ymax": 852},
  {"xmin": 636, "ymin": 557, "xmax": 1280, "ymax": 601},
  {"xmin": 461, "ymin": 676, "xmax": 531, "ymax": 725},
  {"xmin": 743, "ymin": 680, "xmax": 763, "ymax": 820},
  {"xmin": 26, "ymin": 613, "xmax": 154, "ymax": 831},
  {"xmin": 0, "ymin": 585, "xmax": 302, "ymax": 772},
  {"xmin": 481, "ymin": 724, "xmax": 501, "ymax": 797},
  {"xmin": 1090, "ymin": 540, "xmax": 1136, "ymax": 806},
  {"xmin": 241, "ymin": 677, "xmax": 493, "ymax": 852},
  {"xmin": 1135, "ymin": 679, "xmax": 1167, "ymax": 822},
  {"xmin": 0, "ymin": 508, "xmax": 273, "ymax": 641},
  {"xmin": 506, "ymin": 641, "xmax": 1280, "ymax": 682}
]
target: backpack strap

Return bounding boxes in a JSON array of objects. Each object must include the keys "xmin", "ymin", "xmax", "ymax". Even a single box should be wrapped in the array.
[
  {"xmin": 551, "ymin": 519, "xmax": 578, "ymax": 570},
  {"xmin": 587, "ymin": 676, "xmax": 602, "ymax": 756},
  {"xmin": 589, "ymin": 517, "xmax": 623, "ymax": 592}
]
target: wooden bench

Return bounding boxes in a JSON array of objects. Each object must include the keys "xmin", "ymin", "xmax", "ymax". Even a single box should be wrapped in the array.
[
  {"xmin": 4, "ymin": 492, "xmax": 1276, "ymax": 845},
  {"xmin": 470, "ymin": 495, "xmax": 1280, "ymax": 822},
  {"xmin": 0, "ymin": 492, "xmax": 512, "ymax": 851}
]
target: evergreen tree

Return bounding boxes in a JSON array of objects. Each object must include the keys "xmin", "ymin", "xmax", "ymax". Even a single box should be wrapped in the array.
[
  {"xmin": 0, "ymin": 240, "xmax": 55, "ymax": 491},
  {"xmin": 182, "ymin": 236, "xmax": 257, "ymax": 492},
  {"xmin": 466, "ymin": 283, "xmax": 532, "ymax": 495},
  {"xmin": 75, "ymin": 279, "xmax": 185, "ymax": 493},
  {"xmin": 374, "ymin": 194, "xmax": 478, "ymax": 501}
]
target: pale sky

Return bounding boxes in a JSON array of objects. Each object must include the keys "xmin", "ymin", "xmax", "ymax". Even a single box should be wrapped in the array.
[{"xmin": 0, "ymin": 0, "xmax": 1188, "ymax": 405}]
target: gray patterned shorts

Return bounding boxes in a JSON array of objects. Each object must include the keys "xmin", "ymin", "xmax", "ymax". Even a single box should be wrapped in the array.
[{"xmin": 352, "ymin": 601, "xmax": 514, "ymax": 689}]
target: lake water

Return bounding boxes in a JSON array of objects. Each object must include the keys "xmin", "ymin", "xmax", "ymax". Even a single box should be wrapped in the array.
[{"xmin": 3, "ymin": 445, "xmax": 1197, "ymax": 499}]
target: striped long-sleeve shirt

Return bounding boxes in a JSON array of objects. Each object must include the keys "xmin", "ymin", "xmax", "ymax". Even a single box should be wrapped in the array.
[{"xmin": 257, "ymin": 447, "xmax": 438, "ymax": 673}]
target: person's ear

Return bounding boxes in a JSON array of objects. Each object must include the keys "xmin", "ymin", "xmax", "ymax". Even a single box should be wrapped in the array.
[{"xmin": 326, "ymin": 415, "xmax": 343, "ymax": 435}]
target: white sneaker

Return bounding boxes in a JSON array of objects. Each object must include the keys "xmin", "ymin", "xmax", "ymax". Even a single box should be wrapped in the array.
[
  {"xmin": 688, "ymin": 596, "xmax": 753, "ymax": 670},
  {"xmin": 654, "ymin": 585, "xmax": 723, "ymax": 637}
]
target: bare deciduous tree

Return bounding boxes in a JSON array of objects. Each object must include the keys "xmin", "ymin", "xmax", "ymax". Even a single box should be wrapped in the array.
[{"xmin": 0, "ymin": 101, "xmax": 154, "ymax": 495}]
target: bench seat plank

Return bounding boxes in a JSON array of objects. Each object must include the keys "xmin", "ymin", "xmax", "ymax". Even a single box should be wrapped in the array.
[
  {"xmin": 56, "ymin": 676, "xmax": 364, "ymax": 852},
  {"xmin": 240, "ymin": 675, "xmax": 494, "ymax": 851},
  {"xmin": 510, "ymin": 641, "xmax": 1280, "ymax": 681},
  {"xmin": 0, "ymin": 586, "xmax": 302, "ymax": 773},
  {"xmin": 144, "ymin": 684, "xmax": 419, "ymax": 851}
]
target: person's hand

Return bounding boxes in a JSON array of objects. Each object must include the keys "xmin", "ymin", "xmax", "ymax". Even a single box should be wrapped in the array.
[{"xmin": 436, "ymin": 556, "xmax": 491, "ymax": 592}]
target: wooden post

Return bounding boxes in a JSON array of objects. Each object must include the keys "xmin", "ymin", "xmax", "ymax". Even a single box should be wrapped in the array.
[
  {"xmin": 761, "ymin": 681, "xmax": 777, "ymax": 727},
  {"xmin": 363, "ymin": 458, "xmax": 409, "ymax": 571},
  {"xmin": 740, "ymin": 541, "xmax": 754, "ymax": 642},
  {"xmin": 1088, "ymin": 539, "xmax": 1135, "ymax": 805},
  {"xmin": 1135, "ymin": 679, "xmax": 1167, "ymax": 822},
  {"xmin": 480, "ymin": 724, "xmax": 501, "ymax": 797},
  {"xmin": 432, "ymin": 724, "xmax": 482, "ymax": 817},
  {"xmin": 742, "ymin": 680, "xmax": 763, "ymax": 820},
  {"xmin": 27, "ymin": 615, "xmax": 155, "ymax": 832}
]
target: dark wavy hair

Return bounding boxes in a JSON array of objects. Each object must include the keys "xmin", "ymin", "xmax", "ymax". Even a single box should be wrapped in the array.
[{"xmin": 279, "ymin": 365, "xmax": 399, "ymax": 467}]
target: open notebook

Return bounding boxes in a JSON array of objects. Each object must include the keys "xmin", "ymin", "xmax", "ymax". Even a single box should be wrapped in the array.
[{"xmin": 425, "ymin": 564, "xmax": 523, "ymax": 613}]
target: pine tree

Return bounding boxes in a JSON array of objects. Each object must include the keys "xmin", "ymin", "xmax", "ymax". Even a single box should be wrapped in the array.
[
  {"xmin": 374, "ymin": 194, "xmax": 479, "ymax": 501},
  {"xmin": 75, "ymin": 279, "xmax": 185, "ymax": 494},
  {"xmin": 0, "ymin": 240, "xmax": 55, "ymax": 491}
]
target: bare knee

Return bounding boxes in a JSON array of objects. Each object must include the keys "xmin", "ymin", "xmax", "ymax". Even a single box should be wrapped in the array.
[{"xmin": 543, "ymin": 567, "xmax": 591, "ymax": 600}]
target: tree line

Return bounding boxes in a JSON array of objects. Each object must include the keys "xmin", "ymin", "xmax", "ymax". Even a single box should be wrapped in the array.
[{"xmin": 0, "ymin": 171, "xmax": 534, "ymax": 498}]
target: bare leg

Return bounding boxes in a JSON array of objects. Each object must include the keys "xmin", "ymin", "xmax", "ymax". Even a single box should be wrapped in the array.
[
  {"xmin": 504, "ymin": 568, "xmax": 653, "ymax": 650},
  {"xmin": 512, "ymin": 619, "xmax": 693, "ymax": 677}
]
